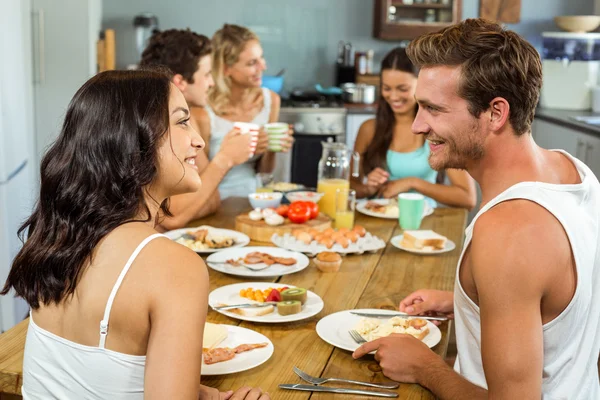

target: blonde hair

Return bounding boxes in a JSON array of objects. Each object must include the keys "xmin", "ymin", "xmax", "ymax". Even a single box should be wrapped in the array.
[{"xmin": 209, "ymin": 24, "xmax": 261, "ymax": 115}]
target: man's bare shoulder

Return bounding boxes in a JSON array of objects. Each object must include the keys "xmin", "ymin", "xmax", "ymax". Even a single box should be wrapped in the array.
[{"xmin": 470, "ymin": 199, "xmax": 571, "ymax": 291}]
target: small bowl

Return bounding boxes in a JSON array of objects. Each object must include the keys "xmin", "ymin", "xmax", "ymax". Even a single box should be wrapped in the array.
[
  {"xmin": 285, "ymin": 190, "xmax": 324, "ymax": 204},
  {"xmin": 248, "ymin": 192, "xmax": 283, "ymax": 209},
  {"xmin": 554, "ymin": 16, "xmax": 600, "ymax": 33}
]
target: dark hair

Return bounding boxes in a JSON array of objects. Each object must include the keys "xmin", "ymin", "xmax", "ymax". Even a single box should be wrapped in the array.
[
  {"xmin": 407, "ymin": 18, "xmax": 542, "ymax": 135},
  {"xmin": 363, "ymin": 47, "xmax": 418, "ymax": 175},
  {"xmin": 1, "ymin": 69, "xmax": 173, "ymax": 309},
  {"xmin": 140, "ymin": 28, "xmax": 212, "ymax": 83}
]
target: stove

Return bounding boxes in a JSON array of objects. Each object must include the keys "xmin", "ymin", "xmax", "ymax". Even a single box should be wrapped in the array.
[{"xmin": 273, "ymin": 91, "xmax": 348, "ymax": 188}]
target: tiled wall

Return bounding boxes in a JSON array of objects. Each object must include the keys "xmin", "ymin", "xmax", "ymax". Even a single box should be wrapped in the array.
[{"xmin": 103, "ymin": 0, "xmax": 594, "ymax": 91}]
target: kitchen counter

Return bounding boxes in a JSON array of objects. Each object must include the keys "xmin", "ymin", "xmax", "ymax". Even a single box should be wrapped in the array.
[
  {"xmin": 345, "ymin": 103, "xmax": 377, "ymax": 114},
  {"xmin": 535, "ymin": 107, "xmax": 600, "ymax": 138}
]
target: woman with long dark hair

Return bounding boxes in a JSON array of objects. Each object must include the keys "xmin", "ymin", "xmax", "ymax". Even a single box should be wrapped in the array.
[
  {"xmin": 1, "ymin": 70, "xmax": 268, "ymax": 399},
  {"xmin": 351, "ymin": 48, "xmax": 476, "ymax": 209}
]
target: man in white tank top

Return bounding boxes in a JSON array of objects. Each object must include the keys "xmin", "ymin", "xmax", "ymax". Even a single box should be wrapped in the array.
[{"xmin": 352, "ymin": 19, "xmax": 600, "ymax": 399}]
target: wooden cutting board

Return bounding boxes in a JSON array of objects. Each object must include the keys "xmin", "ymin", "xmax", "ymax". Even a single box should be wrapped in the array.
[
  {"xmin": 235, "ymin": 213, "xmax": 332, "ymax": 243},
  {"xmin": 480, "ymin": 0, "xmax": 521, "ymax": 24}
]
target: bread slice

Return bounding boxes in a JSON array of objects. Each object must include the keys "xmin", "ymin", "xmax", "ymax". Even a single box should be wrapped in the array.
[
  {"xmin": 203, "ymin": 322, "xmax": 228, "ymax": 350},
  {"xmin": 401, "ymin": 230, "xmax": 447, "ymax": 250},
  {"xmin": 230, "ymin": 305, "xmax": 274, "ymax": 317}
]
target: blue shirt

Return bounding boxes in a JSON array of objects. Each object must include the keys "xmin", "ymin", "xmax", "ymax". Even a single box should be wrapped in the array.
[{"xmin": 386, "ymin": 143, "xmax": 437, "ymax": 207}]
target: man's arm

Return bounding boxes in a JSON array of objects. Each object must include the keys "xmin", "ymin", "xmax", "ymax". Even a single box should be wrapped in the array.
[{"xmin": 425, "ymin": 201, "xmax": 549, "ymax": 398}]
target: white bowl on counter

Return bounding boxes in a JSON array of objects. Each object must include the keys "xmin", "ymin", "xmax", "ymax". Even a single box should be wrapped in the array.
[
  {"xmin": 285, "ymin": 191, "xmax": 324, "ymax": 204},
  {"xmin": 248, "ymin": 192, "xmax": 283, "ymax": 209}
]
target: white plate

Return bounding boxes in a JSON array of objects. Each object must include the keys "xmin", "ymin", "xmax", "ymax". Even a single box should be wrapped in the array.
[
  {"xmin": 316, "ymin": 309, "xmax": 441, "ymax": 353},
  {"xmin": 209, "ymin": 282, "xmax": 324, "ymax": 323},
  {"xmin": 356, "ymin": 199, "xmax": 434, "ymax": 220},
  {"xmin": 205, "ymin": 246, "xmax": 310, "ymax": 277},
  {"xmin": 390, "ymin": 234, "xmax": 456, "ymax": 255},
  {"xmin": 201, "ymin": 325, "xmax": 273, "ymax": 375},
  {"xmin": 163, "ymin": 225, "xmax": 250, "ymax": 254}
]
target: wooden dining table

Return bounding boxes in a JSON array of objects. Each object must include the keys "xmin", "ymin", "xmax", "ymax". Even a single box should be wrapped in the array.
[{"xmin": 0, "ymin": 197, "xmax": 466, "ymax": 399}]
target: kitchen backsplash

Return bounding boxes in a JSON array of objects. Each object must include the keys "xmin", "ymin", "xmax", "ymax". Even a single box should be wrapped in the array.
[{"xmin": 102, "ymin": 0, "xmax": 593, "ymax": 91}]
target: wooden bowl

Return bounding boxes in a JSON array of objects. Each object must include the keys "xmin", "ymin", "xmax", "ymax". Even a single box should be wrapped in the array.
[{"xmin": 554, "ymin": 16, "xmax": 600, "ymax": 33}]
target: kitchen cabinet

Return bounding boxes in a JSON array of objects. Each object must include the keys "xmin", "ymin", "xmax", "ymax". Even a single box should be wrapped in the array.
[
  {"xmin": 373, "ymin": 0, "xmax": 462, "ymax": 40},
  {"xmin": 532, "ymin": 119, "xmax": 600, "ymax": 178}
]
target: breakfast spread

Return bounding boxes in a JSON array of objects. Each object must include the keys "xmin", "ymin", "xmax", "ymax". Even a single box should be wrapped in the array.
[
  {"xmin": 401, "ymin": 230, "xmax": 447, "ymax": 251},
  {"xmin": 226, "ymin": 252, "xmax": 297, "ymax": 267},
  {"xmin": 365, "ymin": 200, "xmax": 398, "ymax": 217},
  {"xmin": 354, "ymin": 317, "xmax": 430, "ymax": 341},
  {"xmin": 203, "ymin": 343, "xmax": 269, "ymax": 365},
  {"xmin": 175, "ymin": 228, "xmax": 236, "ymax": 251},
  {"xmin": 271, "ymin": 225, "xmax": 386, "ymax": 255}
]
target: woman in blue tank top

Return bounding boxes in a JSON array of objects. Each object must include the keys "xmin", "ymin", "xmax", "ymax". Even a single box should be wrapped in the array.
[{"xmin": 351, "ymin": 48, "xmax": 476, "ymax": 210}]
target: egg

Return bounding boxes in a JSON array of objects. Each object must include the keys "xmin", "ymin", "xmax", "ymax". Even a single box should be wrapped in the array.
[
  {"xmin": 335, "ymin": 236, "xmax": 350, "ymax": 248},
  {"xmin": 337, "ymin": 228, "xmax": 350, "ymax": 234},
  {"xmin": 297, "ymin": 231, "xmax": 313, "ymax": 245},
  {"xmin": 345, "ymin": 231, "xmax": 360, "ymax": 242},
  {"xmin": 352, "ymin": 225, "xmax": 366, "ymax": 237},
  {"xmin": 323, "ymin": 228, "xmax": 335, "ymax": 236},
  {"xmin": 318, "ymin": 237, "xmax": 335, "ymax": 249}
]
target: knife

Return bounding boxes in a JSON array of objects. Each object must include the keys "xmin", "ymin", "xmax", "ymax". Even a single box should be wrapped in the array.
[
  {"xmin": 350, "ymin": 311, "xmax": 448, "ymax": 321},
  {"xmin": 213, "ymin": 302, "xmax": 277, "ymax": 311},
  {"xmin": 279, "ymin": 383, "xmax": 398, "ymax": 398}
]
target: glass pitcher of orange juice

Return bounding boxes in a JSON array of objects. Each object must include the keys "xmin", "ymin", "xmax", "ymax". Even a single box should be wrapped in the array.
[{"xmin": 316, "ymin": 141, "xmax": 359, "ymax": 219}]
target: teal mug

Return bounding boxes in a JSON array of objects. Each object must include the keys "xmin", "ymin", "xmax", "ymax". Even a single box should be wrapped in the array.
[{"xmin": 398, "ymin": 193, "xmax": 425, "ymax": 230}]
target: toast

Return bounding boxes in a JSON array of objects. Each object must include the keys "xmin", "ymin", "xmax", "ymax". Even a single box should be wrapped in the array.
[
  {"xmin": 354, "ymin": 316, "xmax": 430, "ymax": 341},
  {"xmin": 401, "ymin": 230, "xmax": 447, "ymax": 250},
  {"xmin": 229, "ymin": 305, "xmax": 275, "ymax": 317}
]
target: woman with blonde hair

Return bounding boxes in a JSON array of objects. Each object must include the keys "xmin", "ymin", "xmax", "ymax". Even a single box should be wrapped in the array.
[{"xmin": 196, "ymin": 23, "xmax": 293, "ymax": 198}]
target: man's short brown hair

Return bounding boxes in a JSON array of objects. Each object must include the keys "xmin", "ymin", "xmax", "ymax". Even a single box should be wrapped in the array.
[
  {"xmin": 407, "ymin": 18, "xmax": 542, "ymax": 135},
  {"xmin": 140, "ymin": 29, "xmax": 211, "ymax": 83}
]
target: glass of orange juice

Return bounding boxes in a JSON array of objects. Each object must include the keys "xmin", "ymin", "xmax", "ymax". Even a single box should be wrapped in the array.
[
  {"xmin": 335, "ymin": 188, "xmax": 356, "ymax": 229},
  {"xmin": 317, "ymin": 178, "xmax": 350, "ymax": 219}
]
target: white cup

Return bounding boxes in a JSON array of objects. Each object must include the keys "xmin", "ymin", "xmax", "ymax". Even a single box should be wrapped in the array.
[{"xmin": 234, "ymin": 122, "xmax": 260, "ymax": 135}]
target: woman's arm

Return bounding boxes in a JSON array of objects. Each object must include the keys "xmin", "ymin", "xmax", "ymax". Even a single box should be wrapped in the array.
[
  {"xmin": 380, "ymin": 169, "xmax": 477, "ymax": 210},
  {"xmin": 144, "ymin": 242, "xmax": 209, "ymax": 399},
  {"xmin": 257, "ymin": 90, "xmax": 281, "ymax": 174},
  {"xmin": 350, "ymin": 119, "xmax": 381, "ymax": 199}
]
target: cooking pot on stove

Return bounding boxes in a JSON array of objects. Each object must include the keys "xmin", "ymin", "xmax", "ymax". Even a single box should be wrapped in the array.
[{"xmin": 340, "ymin": 83, "xmax": 376, "ymax": 104}]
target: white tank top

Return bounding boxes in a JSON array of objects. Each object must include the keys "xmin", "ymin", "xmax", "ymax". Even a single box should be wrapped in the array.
[
  {"xmin": 21, "ymin": 233, "xmax": 165, "ymax": 399},
  {"xmin": 205, "ymin": 87, "xmax": 272, "ymax": 199},
  {"xmin": 453, "ymin": 151, "xmax": 600, "ymax": 399}
]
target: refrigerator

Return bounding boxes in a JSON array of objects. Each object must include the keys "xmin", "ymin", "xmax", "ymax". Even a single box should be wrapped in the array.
[{"xmin": 0, "ymin": 0, "xmax": 36, "ymax": 332}]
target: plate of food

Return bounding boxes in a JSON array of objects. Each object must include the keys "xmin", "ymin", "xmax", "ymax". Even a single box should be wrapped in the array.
[
  {"xmin": 315, "ymin": 309, "xmax": 441, "ymax": 353},
  {"xmin": 356, "ymin": 199, "xmax": 434, "ymax": 220},
  {"xmin": 205, "ymin": 246, "xmax": 310, "ymax": 277},
  {"xmin": 390, "ymin": 230, "xmax": 456, "ymax": 255},
  {"xmin": 164, "ymin": 225, "xmax": 250, "ymax": 254},
  {"xmin": 209, "ymin": 282, "xmax": 324, "ymax": 323},
  {"xmin": 270, "ymin": 225, "xmax": 386, "ymax": 256},
  {"xmin": 266, "ymin": 182, "xmax": 304, "ymax": 193},
  {"xmin": 202, "ymin": 323, "xmax": 274, "ymax": 375}
]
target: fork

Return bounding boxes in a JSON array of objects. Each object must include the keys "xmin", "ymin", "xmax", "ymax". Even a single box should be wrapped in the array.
[
  {"xmin": 208, "ymin": 261, "xmax": 272, "ymax": 272},
  {"xmin": 293, "ymin": 366, "xmax": 399, "ymax": 389},
  {"xmin": 348, "ymin": 329, "xmax": 367, "ymax": 344}
]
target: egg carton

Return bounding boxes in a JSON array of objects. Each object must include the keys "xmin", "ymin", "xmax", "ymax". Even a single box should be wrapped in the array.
[{"xmin": 270, "ymin": 232, "xmax": 386, "ymax": 256}]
